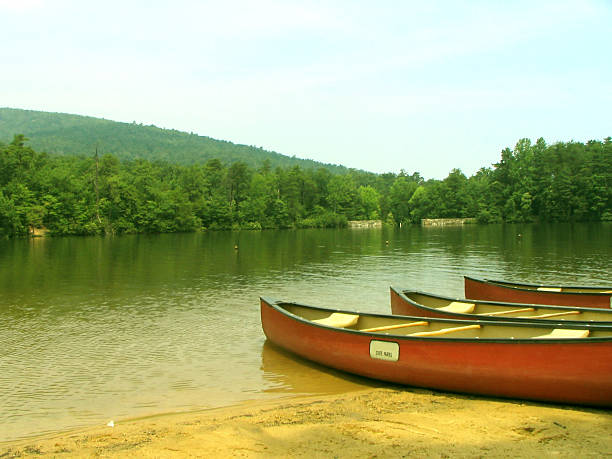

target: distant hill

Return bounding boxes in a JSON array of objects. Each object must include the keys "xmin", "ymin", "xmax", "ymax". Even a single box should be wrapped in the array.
[{"xmin": 0, "ymin": 107, "xmax": 348, "ymax": 172}]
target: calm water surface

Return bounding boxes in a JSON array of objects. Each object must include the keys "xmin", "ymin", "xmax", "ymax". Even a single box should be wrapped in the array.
[{"xmin": 1, "ymin": 224, "xmax": 610, "ymax": 441}]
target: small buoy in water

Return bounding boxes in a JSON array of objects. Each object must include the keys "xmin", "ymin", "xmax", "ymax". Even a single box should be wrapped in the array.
[{"xmin": 107, "ymin": 420, "xmax": 114, "ymax": 427}]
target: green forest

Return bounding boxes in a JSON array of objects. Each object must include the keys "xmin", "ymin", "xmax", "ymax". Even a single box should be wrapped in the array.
[{"xmin": 0, "ymin": 131, "xmax": 610, "ymax": 237}]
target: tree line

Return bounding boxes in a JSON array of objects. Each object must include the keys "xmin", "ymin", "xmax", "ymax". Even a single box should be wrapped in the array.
[{"xmin": 0, "ymin": 135, "xmax": 610, "ymax": 237}]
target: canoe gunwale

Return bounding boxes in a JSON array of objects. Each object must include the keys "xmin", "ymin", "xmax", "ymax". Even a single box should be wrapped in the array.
[
  {"xmin": 261, "ymin": 296, "xmax": 612, "ymax": 343},
  {"xmin": 390, "ymin": 286, "xmax": 612, "ymax": 328}
]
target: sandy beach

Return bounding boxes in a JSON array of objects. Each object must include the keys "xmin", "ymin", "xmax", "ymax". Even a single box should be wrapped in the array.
[{"xmin": 2, "ymin": 387, "xmax": 610, "ymax": 458}]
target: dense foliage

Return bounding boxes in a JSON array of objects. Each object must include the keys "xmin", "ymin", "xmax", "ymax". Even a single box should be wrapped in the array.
[
  {"xmin": 0, "ymin": 108, "xmax": 347, "ymax": 172},
  {"xmin": 395, "ymin": 137, "xmax": 612, "ymax": 225},
  {"xmin": 0, "ymin": 134, "xmax": 610, "ymax": 237}
]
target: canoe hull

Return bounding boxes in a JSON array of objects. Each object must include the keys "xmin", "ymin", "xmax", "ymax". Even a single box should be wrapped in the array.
[
  {"xmin": 261, "ymin": 298, "xmax": 612, "ymax": 407},
  {"xmin": 465, "ymin": 276, "xmax": 612, "ymax": 308}
]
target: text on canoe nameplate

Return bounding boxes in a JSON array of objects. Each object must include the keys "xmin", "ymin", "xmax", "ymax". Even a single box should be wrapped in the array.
[{"xmin": 369, "ymin": 340, "xmax": 399, "ymax": 362}]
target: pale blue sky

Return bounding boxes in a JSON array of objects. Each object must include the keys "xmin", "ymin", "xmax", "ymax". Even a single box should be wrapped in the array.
[{"xmin": 1, "ymin": 0, "xmax": 610, "ymax": 178}]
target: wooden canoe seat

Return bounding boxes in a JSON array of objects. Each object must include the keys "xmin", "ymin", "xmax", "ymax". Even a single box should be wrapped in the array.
[
  {"xmin": 537, "ymin": 287, "xmax": 562, "ymax": 292},
  {"xmin": 534, "ymin": 328, "xmax": 590, "ymax": 339},
  {"xmin": 438, "ymin": 301, "xmax": 476, "ymax": 314},
  {"xmin": 313, "ymin": 313, "xmax": 359, "ymax": 328}
]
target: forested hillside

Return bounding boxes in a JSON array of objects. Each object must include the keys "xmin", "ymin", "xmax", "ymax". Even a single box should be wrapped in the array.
[
  {"xmin": 0, "ymin": 108, "xmax": 347, "ymax": 172},
  {"xmin": 0, "ymin": 132, "xmax": 610, "ymax": 237}
]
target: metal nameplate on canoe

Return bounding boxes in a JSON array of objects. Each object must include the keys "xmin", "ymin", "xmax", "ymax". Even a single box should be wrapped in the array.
[{"xmin": 369, "ymin": 340, "xmax": 399, "ymax": 362}]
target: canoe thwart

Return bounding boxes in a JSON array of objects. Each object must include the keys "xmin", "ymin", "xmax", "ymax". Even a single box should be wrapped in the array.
[
  {"xmin": 518, "ymin": 311, "xmax": 581, "ymax": 320},
  {"xmin": 313, "ymin": 312, "xmax": 359, "ymax": 328},
  {"xmin": 409, "ymin": 324, "xmax": 481, "ymax": 337},
  {"xmin": 478, "ymin": 307, "xmax": 535, "ymax": 317},
  {"xmin": 361, "ymin": 321, "xmax": 429, "ymax": 333},
  {"xmin": 534, "ymin": 328, "xmax": 590, "ymax": 339}
]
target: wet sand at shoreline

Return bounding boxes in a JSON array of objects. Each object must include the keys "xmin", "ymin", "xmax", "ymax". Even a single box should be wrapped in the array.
[{"xmin": 2, "ymin": 387, "xmax": 610, "ymax": 458}]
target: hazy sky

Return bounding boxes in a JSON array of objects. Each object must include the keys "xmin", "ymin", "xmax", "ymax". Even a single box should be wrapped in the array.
[{"xmin": 1, "ymin": 0, "xmax": 610, "ymax": 179}]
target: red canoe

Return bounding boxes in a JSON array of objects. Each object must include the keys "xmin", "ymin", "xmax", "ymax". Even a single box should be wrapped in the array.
[
  {"xmin": 390, "ymin": 287, "xmax": 612, "ymax": 326},
  {"xmin": 464, "ymin": 276, "xmax": 612, "ymax": 308},
  {"xmin": 260, "ymin": 297, "xmax": 612, "ymax": 407}
]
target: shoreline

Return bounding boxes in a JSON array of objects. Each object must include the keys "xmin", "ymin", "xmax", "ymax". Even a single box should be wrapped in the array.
[{"xmin": 2, "ymin": 387, "xmax": 610, "ymax": 458}]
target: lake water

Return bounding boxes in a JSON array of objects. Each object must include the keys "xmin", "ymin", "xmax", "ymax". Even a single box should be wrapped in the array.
[{"xmin": 1, "ymin": 223, "xmax": 610, "ymax": 441}]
